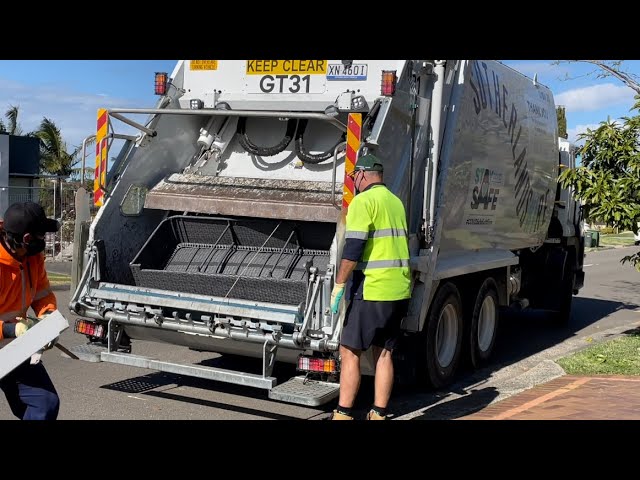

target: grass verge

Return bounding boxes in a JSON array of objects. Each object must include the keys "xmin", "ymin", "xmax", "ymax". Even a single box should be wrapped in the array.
[
  {"xmin": 48, "ymin": 272, "xmax": 71, "ymax": 286},
  {"xmin": 598, "ymin": 232, "xmax": 635, "ymax": 247},
  {"xmin": 557, "ymin": 330, "xmax": 640, "ymax": 376}
]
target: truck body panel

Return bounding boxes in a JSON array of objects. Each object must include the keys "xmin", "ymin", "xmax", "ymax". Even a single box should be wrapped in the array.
[{"xmin": 71, "ymin": 59, "xmax": 585, "ymax": 405}]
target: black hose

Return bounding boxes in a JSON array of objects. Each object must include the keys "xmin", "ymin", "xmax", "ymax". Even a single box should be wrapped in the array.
[
  {"xmin": 237, "ymin": 117, "xmax": 297, "ymax": 157},
  {"xmin": 294, "ymin": 119, "xmax": 346, "ymax": 165}
]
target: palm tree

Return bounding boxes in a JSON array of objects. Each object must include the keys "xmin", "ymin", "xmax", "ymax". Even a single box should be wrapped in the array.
[
  {"xmin": 0, "ymin": 105, "xmax": 25, "ymax": 135},
  {"xmin": 36, "ymin": 117, "xmax": 82, "ymax": 218}
]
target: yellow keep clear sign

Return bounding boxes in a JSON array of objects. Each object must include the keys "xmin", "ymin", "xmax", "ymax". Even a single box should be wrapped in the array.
[
  {"xmin": 190, "ymin": 60, "xmax": 218, "ymax": 71},
  {"xmin": 246, "ymin": 60, "xmax": 327, "ymax": 75}
]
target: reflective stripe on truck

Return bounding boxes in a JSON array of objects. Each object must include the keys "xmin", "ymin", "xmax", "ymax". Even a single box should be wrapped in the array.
[
  {"xmin": 94, "ymin": 108, "xmax": 108, "ymax": 206},
  {"xmin": 343, "ymin": 113, "xmax": 361, "ymax": 210}
]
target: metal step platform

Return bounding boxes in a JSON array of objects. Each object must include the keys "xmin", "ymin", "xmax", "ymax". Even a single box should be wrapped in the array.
[
  {"xmin": 70, "ymin": 343, "xmax": 339, "ymax": 406},
  {"xmin": 100, "ymin": 351, "xmax": 277, "ymax": 389},
  {"xmin": 268, "ymin": 376, "xmax": 340, "ymax": 407},
  {"xmin": 67, "ymin": 343, "xmax": 108, "ymax": 362}
]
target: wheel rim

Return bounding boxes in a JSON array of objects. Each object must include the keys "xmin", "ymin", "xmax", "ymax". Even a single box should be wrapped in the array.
[
  {"xmin": 436, "ymin": 303, "xmax": 459, "ymax": 368},
  {"xmin": 477, "ymin": 295, "xmax": 496, "ymax": 353}
]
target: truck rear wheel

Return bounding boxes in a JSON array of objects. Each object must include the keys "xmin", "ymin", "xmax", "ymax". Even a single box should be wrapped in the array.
[
  {"xmin": 419, "ymin": 282, "xmax": 463, "ymax": 389},
  {"xmin": 469, "ymin": 277, "xmax": 499, "ymax": 369},
  {"xmin": 551, "ymin": 269, "xmax": 573, "ymax": 326},
  {"xmin": 547, "ymin": 248, "xmax": 574, "ymax": 326}
]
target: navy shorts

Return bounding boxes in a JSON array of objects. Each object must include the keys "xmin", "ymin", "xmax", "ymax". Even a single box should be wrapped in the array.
[{"xmin": 340, "ymin": 298, "xmax": 409, "ymax": 351}]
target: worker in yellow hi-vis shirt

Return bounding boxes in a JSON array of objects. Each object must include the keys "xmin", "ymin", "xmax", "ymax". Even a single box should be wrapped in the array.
[{"xmin": 330, "ymin": 153, "xmax": 411, "ymax": 420}]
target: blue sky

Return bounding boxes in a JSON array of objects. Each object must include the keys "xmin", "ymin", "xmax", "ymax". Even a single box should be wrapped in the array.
[{"xmin": 0, "ymin": 60, "xmax": 638, "ymax": 152}]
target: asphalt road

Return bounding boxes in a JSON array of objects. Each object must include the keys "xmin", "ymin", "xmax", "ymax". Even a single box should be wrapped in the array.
[{"xmin": 1, "ymin": 247, "xmax": 638, "ymax": 420}]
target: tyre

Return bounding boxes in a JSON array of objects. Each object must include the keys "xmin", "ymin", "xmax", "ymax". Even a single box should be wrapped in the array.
[
  {"xmin": 551, "ymin": 253, "xmax": 574, "ymax": 326},
  {"xmin": 551, "ymin": 274, "xmax": 573, "ymax": 326},
  {"xmin": 468, "ymin": 277, "xmax": 499, "ymax": 369},
  {"xmin": 543, "ymin": 248, "xmax": 574, "ymax": 326},
  {"xmin": 418, "ymin": 282, "xmax": 464, "ymax": 389}
]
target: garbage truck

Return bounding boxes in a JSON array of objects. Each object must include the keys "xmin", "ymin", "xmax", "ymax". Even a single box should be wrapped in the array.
[{"xmin": 69, "ymin": 60, "xmax": 585, "ymax": 406}]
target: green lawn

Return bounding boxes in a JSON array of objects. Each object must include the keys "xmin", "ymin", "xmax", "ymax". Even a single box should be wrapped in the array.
[
  {"xmin": 598, "ymin": 232, "xmax": 635, "ymax": 247},
  {"xmin": 557, "ymin": 330, "xmax": 640, "ymax": 376}
]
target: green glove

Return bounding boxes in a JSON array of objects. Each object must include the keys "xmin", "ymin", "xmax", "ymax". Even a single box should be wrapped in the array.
[
  {"xmin": 14, "ymin": 318, "xmax": 36, "ymax": 337},
  {"xmin": 331, "ymin": 283, "xmax": 345, "ymax": 314}
]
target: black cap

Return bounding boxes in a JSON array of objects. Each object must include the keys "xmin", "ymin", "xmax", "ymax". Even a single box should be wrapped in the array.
[{"xmin": 2, "ymin": 202, "xmax": 59, "ymax": 236}]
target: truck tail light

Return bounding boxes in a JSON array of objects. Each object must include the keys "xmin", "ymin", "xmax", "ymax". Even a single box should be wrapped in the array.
[
  {"xmin": 155, "ymin": 72, "xmax": 168, "ymax": 95},
  {"xmin": 381, "ymin": 70, "xmax": 397, "ymax": 96},
  {"xmin": 297, "ymin": 355, "xmax": 338, "ymax": 373},
  {"xmin": 75, "ymin": 319, "xmax": 106, "ymax": 339}
]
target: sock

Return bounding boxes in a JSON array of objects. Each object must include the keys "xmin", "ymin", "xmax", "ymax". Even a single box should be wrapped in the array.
[
  {"xmin": 336, "ymin": 405, "xmax": 353, "ymax": 416},
  {"xmin": 371, "ymin": 405, "xmax": 387, "ymax": 417}
]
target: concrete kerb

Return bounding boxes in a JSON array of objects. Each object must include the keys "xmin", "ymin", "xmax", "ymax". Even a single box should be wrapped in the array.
[{"xmin": 393, "ymin": 316, "xmax": 640, "ymax": 420}]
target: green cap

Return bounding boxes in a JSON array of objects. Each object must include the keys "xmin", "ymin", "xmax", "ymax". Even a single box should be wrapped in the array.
[{"xmin": 354, "ymin": 153, "xmax": 384, "ymax": 172}]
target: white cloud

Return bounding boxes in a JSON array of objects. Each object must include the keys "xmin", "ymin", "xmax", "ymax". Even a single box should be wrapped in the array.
[
  {"xmin": 555, "ymin": 83, "xmax": 635, "ymax": 112},
  {"xmin": 0, "ymin": 78, "xmax": 149, "ymax": 151}
]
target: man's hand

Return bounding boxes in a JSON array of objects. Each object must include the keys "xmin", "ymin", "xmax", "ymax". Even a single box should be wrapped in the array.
[
  {"xmin": 14, "ymin": 318, "xmax": 36, "ymax": 337},
  {"xmin": 331, "ymin": 283, "xmax": 346, "ymax": 315}
]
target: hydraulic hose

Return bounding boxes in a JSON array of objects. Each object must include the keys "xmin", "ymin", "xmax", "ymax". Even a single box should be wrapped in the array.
[
  {"xmin": 237, "ymin": 117, "xmax": 297, "ymax": 156},
  {"xmin": 294, "ymin": 119, "xmax": 346, "ymax": 165}
]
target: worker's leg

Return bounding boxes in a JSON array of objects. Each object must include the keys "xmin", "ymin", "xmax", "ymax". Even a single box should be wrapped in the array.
[
  {"xmin": 3, "ymin": 361, "xmax": 60, "ymax": 420},
  {"xmin": 0, "ymin": 374, "xmax": 27, "ymax": 419},
  {"xmin": 371, "ymin": 345, "xmax": 394, "ymax": 410},
  {"xmin": 338, "ymin": 344, "xmax": 362, "ymax": 408},
  {"xmin": 333, "ymin": 298, "xmax": 369, "ymax": 419},
  {"xmin": 368, "ymin": 299, "xmax": 410, "ymax": 418}
]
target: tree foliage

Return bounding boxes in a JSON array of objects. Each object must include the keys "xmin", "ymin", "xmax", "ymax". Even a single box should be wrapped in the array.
[
  {"xmin": 559, "ymin": 97, "xmax": 640, "ymax": 269},
  {"xmin": 556, "ymin": 106, "xmax": 568, "ymax": 139},
  {"xmin": 0, "ymin": 105, "xmax": 29, "ymax": 136},
  {"xmin": 553, "ymin": 60, "xmax": 640, "ymax": 95}
]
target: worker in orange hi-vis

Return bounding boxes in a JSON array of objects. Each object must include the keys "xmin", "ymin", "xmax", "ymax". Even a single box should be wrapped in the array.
[{"xmin": 0, "ymin": 202, "xmax": 61, "ymax": 420}]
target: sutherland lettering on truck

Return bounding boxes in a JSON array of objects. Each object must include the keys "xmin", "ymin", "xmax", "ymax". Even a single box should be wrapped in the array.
[
  {"xmin": 246, "ymin": 60, "xmax": 327, "ymax": 75},
  {"xmin": 469, "ymin": 61, "xmax": 552, "ymax": 234}
]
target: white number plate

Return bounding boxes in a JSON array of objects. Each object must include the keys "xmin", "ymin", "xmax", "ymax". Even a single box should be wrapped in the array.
[{"xmin": 327, "ymin": 63, "xmax": 368, "ymax": 81}]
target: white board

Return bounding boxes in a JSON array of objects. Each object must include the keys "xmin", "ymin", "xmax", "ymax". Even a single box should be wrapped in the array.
[{"xmin": 0, "ymin": 310, "xmax": 69, "ymax": 380}]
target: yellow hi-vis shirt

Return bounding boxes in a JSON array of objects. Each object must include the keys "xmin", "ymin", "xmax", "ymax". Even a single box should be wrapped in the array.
[{"xmin": 344, "ymin": 184, "xmax": 411, "ymax": 301}]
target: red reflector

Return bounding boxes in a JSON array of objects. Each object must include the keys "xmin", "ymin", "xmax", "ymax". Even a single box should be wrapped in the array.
[
  {"xmin": 381, "ymin": 70, "xmax": 397, "ymax": 96},
  {"xmin": 155, "ymin": 72, "xmax": 168, "ymax": 95}
]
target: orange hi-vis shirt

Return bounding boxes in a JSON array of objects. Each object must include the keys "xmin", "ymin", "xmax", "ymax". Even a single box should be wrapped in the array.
[{"xmin": 0, "ymin": 240, "xmax": 56, "ymax": 339}]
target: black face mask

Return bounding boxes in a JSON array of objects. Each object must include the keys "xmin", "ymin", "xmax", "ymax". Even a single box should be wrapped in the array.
[
  {"xmin": 1, "ymin": 231, "xmax": 45, "ymax": 256},
  {"xmin": 25, "ymin": 238, "xmax": 46, "ymax": 256}
]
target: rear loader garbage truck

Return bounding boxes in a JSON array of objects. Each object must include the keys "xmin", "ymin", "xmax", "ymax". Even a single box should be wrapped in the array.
[{"xmin": 70, "ymin": 60, "xmax": 585, "ymax": 406}]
